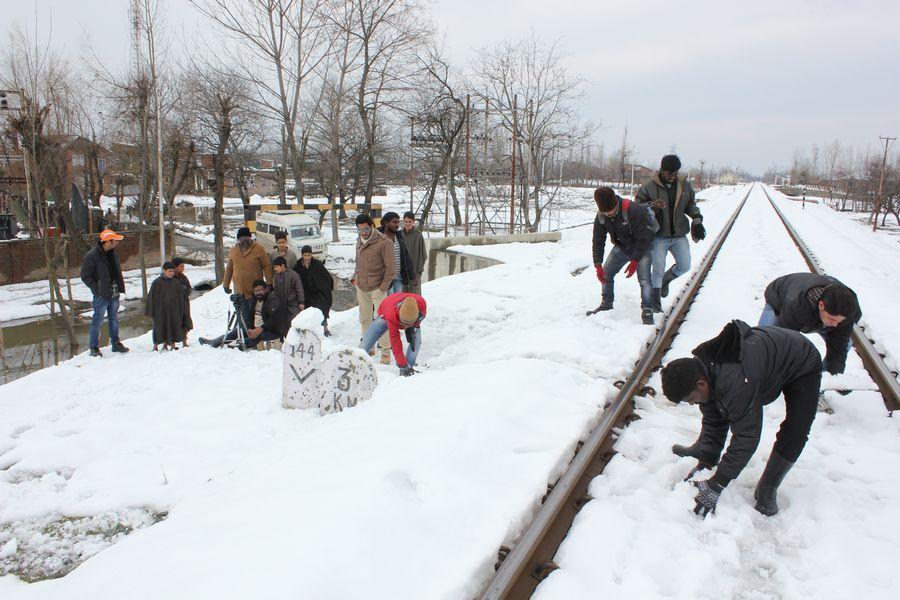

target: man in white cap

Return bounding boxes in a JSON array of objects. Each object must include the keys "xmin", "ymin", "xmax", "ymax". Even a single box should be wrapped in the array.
[
  {"xmin": 359, "ymin": 292, "xmax": 426, "ymax": 373},
  {"xmin": 80, "ymin": 229, "xmax": 130, "ymax": 357}
]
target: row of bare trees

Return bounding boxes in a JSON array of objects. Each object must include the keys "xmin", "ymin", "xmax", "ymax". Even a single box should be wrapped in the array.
[{"xmin": 781, "ymin": 141, "xmax": 899, "ymax": 228}]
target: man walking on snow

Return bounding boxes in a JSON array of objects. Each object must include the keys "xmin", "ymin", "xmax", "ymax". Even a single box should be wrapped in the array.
[
  {"xmin": 590, "ymin": 186, "xmax": 657, "ymax": 325},
  {"xmin": 80, "ymin": 228, "xmax": 130, "ymax": 357},
  {"xmin": 636, "ymin": 154, "xmax": 705, "ymax": 312},
  {"xmin": 360, "ymin": 292, "xmax": 426, "ymax": 376},
  {"xmin": 759, "ymin": 273, "xmax": 861, "ymax": 375},
  {"xmin": 660, "ymin": 320, "xmax": 823, "ymax": 517},
  {"xmin": 378, "ymin": 211, "xmax": 416, "ymax": 295},
  {"xmin": 352, "ymin": 214, "xmax": 395, "ymax": 364}
]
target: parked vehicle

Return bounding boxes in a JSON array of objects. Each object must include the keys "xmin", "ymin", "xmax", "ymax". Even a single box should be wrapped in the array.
[{"xmin": 254, "ymin": 210, "xmax": 327, "ymax": 259}]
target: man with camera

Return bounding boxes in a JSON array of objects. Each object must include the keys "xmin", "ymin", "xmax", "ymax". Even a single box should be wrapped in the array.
[{"xmin": 201, "ymin": 280, "xmax": 284, "ymax": 349}]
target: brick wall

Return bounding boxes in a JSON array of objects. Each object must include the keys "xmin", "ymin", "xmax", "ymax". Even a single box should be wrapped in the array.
[{"xmin": 0, "ymin": 229, "xmax": 163, "ymax": 285}]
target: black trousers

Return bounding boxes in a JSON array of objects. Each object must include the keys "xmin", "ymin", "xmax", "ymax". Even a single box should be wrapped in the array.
[{"xmin": 773, "ymin": 369, "xmax": 822, "ymax": 462}]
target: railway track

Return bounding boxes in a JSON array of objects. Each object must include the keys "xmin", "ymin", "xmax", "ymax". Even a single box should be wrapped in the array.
[
  {"xmin": 477, "ymin": 183, "xmax": 900, "ymax": 600},
  {"xmin": 761, "ymin": 184, "xmax": 900, "ymax": 412}
]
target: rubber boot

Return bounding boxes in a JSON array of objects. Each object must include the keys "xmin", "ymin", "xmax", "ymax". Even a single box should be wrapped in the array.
[
  {"xmin": 641, "ymin": 308, "xmax": 653, "ymax": 325},
  {"xmin": 651, "ymin": 288, "xmax": 663, "ymax": 313},
  {"xmin": 597, "ymin": 299, "xmax": 613, "ymax": 311},
  {"xmin": 754, "ymin": 452, "xmax": 794, "ymax": 516},
  {"xmin": 660, "ymin": 267, "xmax": 676, "ymax": 298},
  {"xmin": 672, "ymin": 439, "xmax": 702, "ymax": 459}
]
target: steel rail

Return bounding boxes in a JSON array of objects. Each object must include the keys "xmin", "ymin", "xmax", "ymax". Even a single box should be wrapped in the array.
[
  {"xmin": 761, "ymin": 184, "xmax": 900, "ymax": 412},
  {"xmin": 477, "ymin": 185, "xmax": 755, "ymax": 600}
]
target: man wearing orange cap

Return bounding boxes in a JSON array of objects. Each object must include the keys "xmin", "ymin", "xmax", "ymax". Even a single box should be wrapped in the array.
[
  {"xmin": 359, "ymin": 292, "xmax": 426, "ymax": 375},
  {"xmin": 80, "ymin": 229, "xmax": 129, "ymax": 357}
]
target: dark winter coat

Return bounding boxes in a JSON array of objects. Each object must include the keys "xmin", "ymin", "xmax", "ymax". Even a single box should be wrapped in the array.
[
  {"xmin": 251, "ymin": 292, "xmax": 286, "ymax": 337},
  {"xmin": 636, "ymin": 174, "xmax": 702, "ymax": 238},
  {"xmin": 80, "ymin": 242, "xmax": 126, "ymax": 299},
  {"xmin": 591, "ymin": 196, "xmax": 656, "ymax": 264},
  {"xmin": 145, "ymin": 275, "xmax": 186, "ymax": 344},
  {"xmin": 691, "ymin": 320, "xmax": 822, "ymax": 487},
  {"xmin": 172, "ymin": 271, "xmax": 193, "ymax": 331},
  {"xmin": 402, "ymin": 226, "xmax": 427, "ymax": 278},
  {"xmin": 295, "ymin": 258, "xmax": 334, "ymax": 318},
  {"xmin": 378, "ymin": 226, "xmax": 416, "ymax": 285},
  {"xmin": 764, "ymin": 273, "xmax": 861, "ymax": 374},
  {"xmin": 273, "ymin": 269, "xmax": 305, "ymax": 329}
]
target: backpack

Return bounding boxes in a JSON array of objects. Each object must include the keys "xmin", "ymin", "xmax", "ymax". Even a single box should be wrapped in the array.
[{"xmin": 598, "ymin": 197, "xmax": 660, "ymax": 235}]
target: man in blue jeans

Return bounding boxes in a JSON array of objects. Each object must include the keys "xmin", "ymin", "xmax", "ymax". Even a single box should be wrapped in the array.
[
  {"xmin": 758, "ymin": 273, "xmax": 861, "ymax": 374},
  {"xmin": 360, "ymin": 292, "xmax": 426, "ymax": 376},
  {"xmin": 590, "ymin": 187, "xmax": 657, "ymax": 325},
  {"xmin": 636, "ymin": 155, "xmax": 705, "ymax": 313},
  {"xmin": 80, "ymin": 229, "xmax": 130, "ymax": 357}
]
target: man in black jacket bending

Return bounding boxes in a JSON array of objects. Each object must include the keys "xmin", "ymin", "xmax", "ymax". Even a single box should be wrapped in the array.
[
  {"xmin": 591, "ymin": 186, "xmax": 657, "ymax": 324},
  {"xmin": 661, "ymin": 320, "xmax": 823, "ymax": 517},
  {"xmin": 760, "ymin": 273, "xmax": 861, "ymax": 374}
]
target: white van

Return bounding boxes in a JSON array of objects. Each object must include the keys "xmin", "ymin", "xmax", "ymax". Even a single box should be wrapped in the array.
[{"xmin": 254, "ymin": 210, "xmax": 327, "ymax": 259}]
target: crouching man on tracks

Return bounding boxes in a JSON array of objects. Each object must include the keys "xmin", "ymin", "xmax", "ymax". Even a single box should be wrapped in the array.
[
  {"xmin": 360, "ymin": 293, "xmax": 426, "ymax": 376},
  {"xmin": 660, "ymin": 320, "xmax": 823, "ymax": 517},
  {"xmin": 589, "ymin": 186, "xmax": 657, "ymax": 325},
  {"xmin": 759, "ymin": 273, "xmax": 861, "ymax": 375}
]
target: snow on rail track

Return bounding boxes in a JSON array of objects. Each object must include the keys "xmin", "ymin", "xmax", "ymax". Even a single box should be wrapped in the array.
[{"xmin": 532, "ymin": 184, "xmax": 900, "ymax": 600}]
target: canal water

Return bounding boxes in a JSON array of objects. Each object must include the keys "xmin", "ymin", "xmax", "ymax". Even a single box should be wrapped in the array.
[{"xmin": 1, "ymin": 249, "xmax": 501, "ymax": 384}]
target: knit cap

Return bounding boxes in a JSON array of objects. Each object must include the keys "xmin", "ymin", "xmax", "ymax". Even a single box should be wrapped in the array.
[{"xmin": 399, "ymin": 297, "xmax": 419, "ymax": 324}]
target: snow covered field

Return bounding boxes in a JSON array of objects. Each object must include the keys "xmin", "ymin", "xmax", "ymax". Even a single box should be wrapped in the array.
[
  {"xmin": 0, "ymin": 188, "xmax": 737, "ymax": 597},
  {"xmin": 1, "ymin": 184, "xmax": 896, "ymax": 599},
  {"xmin": 533, "ymin": 184, "xmax": 900, "ymax": 600}
]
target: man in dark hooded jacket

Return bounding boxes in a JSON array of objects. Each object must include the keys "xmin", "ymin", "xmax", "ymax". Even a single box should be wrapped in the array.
[
  {"xmin": 295, "ymin": 244, "xmax": 334, "ymax": 336},
  {"xmin": 660, "ymin": 320, "xmax": 823, "ymax": 517},
  {"xmin": 760, "ymin": 273, "xmax": 861, "ymax": 374},
  {"xmin": 145, "ymin": 261, "xmax": 187, "ymax": 351},
  {"xmin": 378, "ymin": 211, "xmax": 416, "ymax": 294},
  {"xmin": 590, "ymin": 186, "xmax": 657, "ymax": 324}
]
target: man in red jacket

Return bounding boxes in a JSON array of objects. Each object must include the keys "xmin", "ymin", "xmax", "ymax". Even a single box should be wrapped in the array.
[{"xmin": 359, "ymin": 292, "xmax": 426, "ymax": 375}]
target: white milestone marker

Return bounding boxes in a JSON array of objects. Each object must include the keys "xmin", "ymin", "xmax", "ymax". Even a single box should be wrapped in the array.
[
  {"xmin": 317, "ymin": 349, "xmax": 378, "ymax": 416},
  {"xmin": 282, "ymin": 329, "xmax": 323, "ymax": 410}
]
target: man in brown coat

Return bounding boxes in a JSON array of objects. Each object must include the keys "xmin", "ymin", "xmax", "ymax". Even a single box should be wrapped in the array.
[
  {"xmin": 223, "ymin": 227, "xmax": 273, "ymax": 332},
  {"xmin": 351, "ymin": 213, "xmax": 395, "ymax": 362}
]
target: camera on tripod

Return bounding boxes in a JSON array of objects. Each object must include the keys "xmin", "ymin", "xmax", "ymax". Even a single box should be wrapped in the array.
[{"xmin": 229, "ymin": 292, "xmax": 244, "ymax": 309}]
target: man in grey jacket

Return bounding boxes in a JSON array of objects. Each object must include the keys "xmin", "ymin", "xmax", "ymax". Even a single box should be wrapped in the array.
[
  {"xmin": 402, "ymin": 211, "xmax": 427, "ymax": 295},
  {"xmin": 636, "ymin": 155, "xmax": 705, "ymax": 312},
  {"xmin": 272, "ymin": 256, "xmax": 305, "ymax": 335},
  {"xmin": 661, "ymin": 320, "xmax": 822, "ymax": 517}
]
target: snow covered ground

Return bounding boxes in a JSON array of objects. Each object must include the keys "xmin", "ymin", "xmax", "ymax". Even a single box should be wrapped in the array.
[
  {"xmin": 533, "ymin": 184, "xmax": 900, "ymax": 600},
  {"xmin": 0, "ymin": 189, "xmax": 739, "ymax": 597}
]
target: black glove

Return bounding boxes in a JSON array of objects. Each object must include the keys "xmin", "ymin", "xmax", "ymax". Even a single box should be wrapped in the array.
[
  {"xmin": 405, "ymin": 327, "xmax": 418, "ymax": 352},
  {"xmin": 692, "ymin": 479, "xmax": 724, "ymax": 517},
  {"xmin": 683, "ymin": 461, "xmax": 713, "ymax": 482},
  {"xmin": 690, "ymin": 221, "xmax": 706, "ymax": 242},
  {"xmin": 223, "ymin": 286, "xmax": 232, "ymax": 294},
  {"xmin": 399, "ymin": 365, "xmax": 416, "ymax": 377}
]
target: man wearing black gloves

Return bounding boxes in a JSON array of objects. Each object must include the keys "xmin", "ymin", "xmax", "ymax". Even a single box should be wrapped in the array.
[
  {"xmin": 636, "ymin": 154, "xmax": 705, "ymax": 313},
  {"xmin": 759, "ymin": 273, "xmax": 861, "ymax": 374},
  {"xmin": 661, "ymin": 320, "xmax": 823, "ymax": 517},
  {"xmin": 590, "ymin": 186, "xmax": 657, "ymax": 324}
]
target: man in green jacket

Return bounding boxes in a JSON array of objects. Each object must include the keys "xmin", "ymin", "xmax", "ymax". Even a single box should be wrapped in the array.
[
  {"xmin": 402, "ymin": 211, "xmax": 427, "ymax": 295},
  {"xmin": 636, "ymin": 155, "xmax": 705, "ymax": 313}
]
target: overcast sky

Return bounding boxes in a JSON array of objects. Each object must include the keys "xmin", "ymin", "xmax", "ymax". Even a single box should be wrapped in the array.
[{"xmin": 5, "ymin": 0, "xmax": 899, "ymax": 174}]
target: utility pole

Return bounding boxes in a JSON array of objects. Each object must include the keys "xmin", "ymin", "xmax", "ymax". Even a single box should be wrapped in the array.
[
  {"xmin": 698, "ymin": 160, "xmax": 706, "ymax": 191},
  {"xmin": 873, "ymin": 135, "xmax": 896, "ymax": 232}
]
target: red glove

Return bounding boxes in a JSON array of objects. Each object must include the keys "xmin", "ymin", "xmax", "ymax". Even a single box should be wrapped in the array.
[
  {"xmin": 624, "ymin": 260, "xmax": 638, "ymax": 278},
  {"xmin": 594, "ymin": 264, "xmax": 606, "ymax": 283}
]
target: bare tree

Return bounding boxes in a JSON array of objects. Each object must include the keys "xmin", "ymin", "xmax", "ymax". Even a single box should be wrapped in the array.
[
  {"xmin": 188, "ymin": 66, "xmax": 252, "ymax": 280},
  {"xmin": 473, "ymin": 32, "xmax": 585, "ymax": 230},
  {"xmin": 192, "ymin": 0, "xmax": 335, "ymax": 200}
]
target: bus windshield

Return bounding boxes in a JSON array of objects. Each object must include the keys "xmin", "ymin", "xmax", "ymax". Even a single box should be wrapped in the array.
[{"xmin": 291, "ymin": 225, "xmax": 319, "ymax": 239}]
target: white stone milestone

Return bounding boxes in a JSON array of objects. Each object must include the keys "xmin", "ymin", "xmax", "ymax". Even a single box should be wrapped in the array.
[
  {"xmin": 317, "ymin": 349, "xmax": 378, "ymax": 416},
  {"xmin": 282, "ymin": 329, "xmax": 323, "ymax": 410}
]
